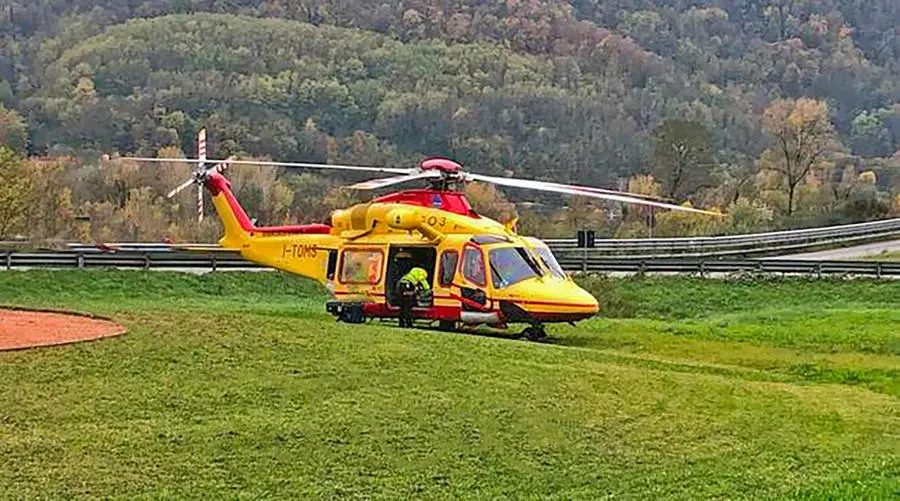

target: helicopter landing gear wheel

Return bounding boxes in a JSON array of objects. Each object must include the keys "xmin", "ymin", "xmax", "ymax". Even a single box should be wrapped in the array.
[
  {"xmin": 439, "ymin": 320, "xmax": 457, "ymax": 332},
  {"xmin": 522, "ymin": 325, "xmax": 547, "ymax": 342}
]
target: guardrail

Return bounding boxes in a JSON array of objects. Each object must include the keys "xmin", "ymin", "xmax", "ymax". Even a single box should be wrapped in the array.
[
  {"xmin": 0, "ymin": 251, "xmax": 259, "ymax": 271},
  {"xmin": 544, "ymin": 217, "xmax": 900, "ymax": 256},
  {"xmin": 3, "ymin": 250, "xmax": 899, "ymax": 278},
  {"xmin": 6, "ymin": 217, "xmax": 900, "ymax": 260}
]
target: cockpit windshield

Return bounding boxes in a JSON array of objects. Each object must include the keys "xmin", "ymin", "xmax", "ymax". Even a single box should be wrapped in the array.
[
  {"xmin": 531, "ymin": 244, "xmax": 566, "ymax": 279},
  {"xmin": 488, "ymin": 247, "xmax": 543, "ymax": 289}
]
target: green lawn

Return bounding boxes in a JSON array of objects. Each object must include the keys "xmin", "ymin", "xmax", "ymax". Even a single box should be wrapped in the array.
[
  {"xmin": 861, "ymin": 251, "xmax": 900, "ymax": 261},
  {"xmin": 0, "ymin": 271, "xmax": 897, "ymax": 499}
]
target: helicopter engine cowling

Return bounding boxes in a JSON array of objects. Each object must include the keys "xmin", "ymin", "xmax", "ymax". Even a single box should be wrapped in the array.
[
  {"xmin": 384, "ymin": 207, "xmax": 418, "ymax": 230},
  {"xmin": 385, "ymin": 207, "xmax": 444, "ymax": 242},
  {"xmin": 330, "ymin": 203, "xmax": 446, "ymax": 242}
]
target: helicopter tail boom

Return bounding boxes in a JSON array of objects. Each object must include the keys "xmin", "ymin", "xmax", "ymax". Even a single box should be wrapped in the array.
[{"xmin": 205, "ymin": 172, "xmax": 253, "ymax": 249}]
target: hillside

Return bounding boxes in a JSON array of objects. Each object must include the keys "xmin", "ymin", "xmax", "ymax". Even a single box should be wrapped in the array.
[
  {"xmin": 0, "ymin": 1, "xmax": 898, "ymax": 241},
  {"xmin": 3, "ymin": 1, "xmax": 898, "ymax": 168}
]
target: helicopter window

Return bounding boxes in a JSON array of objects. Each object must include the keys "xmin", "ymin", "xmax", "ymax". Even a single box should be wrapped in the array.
[
  {"xmin": 339, "ymin": 249, "xmax": 383, "ymax": 284},
  {"xmin": 532, "ymin": 245, "xmax": 566, "ymax": 279},
  {"xmin": 461, "ymin": 247, "xmax": 486, "ymax": 286},
  {"xmin": 326, "ymin": 250, "xmax": 338, "ymax": 281},
  {"xmin": 488, "ymin": 247, "xmax": 541, "ymax": 289},
  {"xmin": 438, "ymin": 250, "xmax": 459, "ymax": 287}
]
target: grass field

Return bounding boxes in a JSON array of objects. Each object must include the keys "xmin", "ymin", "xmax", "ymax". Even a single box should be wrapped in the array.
[
  {"xmin": 862, "ymin": 251, "xmax": 900, "ymax": 261},
  {"xmin": 0, "ymin": 270, "xmax": 897, "ymax": 499}
]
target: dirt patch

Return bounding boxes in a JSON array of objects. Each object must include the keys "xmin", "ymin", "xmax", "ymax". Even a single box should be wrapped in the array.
[{"xmin": 0, "ymin": 308, "xmax": 127, "ymax": 351}]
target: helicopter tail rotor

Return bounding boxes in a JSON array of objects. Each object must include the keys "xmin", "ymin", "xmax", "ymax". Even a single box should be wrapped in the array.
[
  {"xmin": 197, "ymin": 129, "xmax": 207, "ymax": 223},
  {"xmin": 163, "ymin": 129, "xmax": 236, "ymax": 223}
]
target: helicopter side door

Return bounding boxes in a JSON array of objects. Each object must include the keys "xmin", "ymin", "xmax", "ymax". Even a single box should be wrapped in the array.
[
  {"xmin": 385, "ymin": 246, "xmax": 437, "ymax": 306},
  {"xmin": 455, "ymin": 243, "xmax": 491, "ymax": 310}
]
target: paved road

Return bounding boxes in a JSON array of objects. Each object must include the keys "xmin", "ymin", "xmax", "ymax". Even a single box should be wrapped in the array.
[{"xmin": 769, "ymin": 239, "xmax": 900, "ymax": 260}]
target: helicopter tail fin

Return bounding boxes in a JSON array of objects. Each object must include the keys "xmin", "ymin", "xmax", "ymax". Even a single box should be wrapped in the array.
[{"xmin": 204, "ymin": 172, "xmax": 253, "ymax": 249}]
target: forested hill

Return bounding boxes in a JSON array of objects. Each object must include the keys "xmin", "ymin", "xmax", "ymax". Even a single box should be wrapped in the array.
[{"xmin": 0, "ymin": 1, "xmax": 898, "ymax": 241}]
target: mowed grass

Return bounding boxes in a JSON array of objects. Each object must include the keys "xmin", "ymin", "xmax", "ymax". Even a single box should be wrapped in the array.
[
  {"xmin": 0, "ymin": 271, "xmax": 897, "ymax": 499},
  {"xmin": 861, "ymin": 250, "xmax": 900, "ymax": 261}
]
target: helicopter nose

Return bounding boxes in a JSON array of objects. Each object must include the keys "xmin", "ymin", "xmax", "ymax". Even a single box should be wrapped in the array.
[{"xmin": 500, "ymin": 277, "xmax": 599, "ymax": 324}]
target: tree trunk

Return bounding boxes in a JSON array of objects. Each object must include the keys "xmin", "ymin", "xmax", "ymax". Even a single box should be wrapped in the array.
[{"xmin": 787, "ymin": 181, "xmax": 795, "ymax": 216}]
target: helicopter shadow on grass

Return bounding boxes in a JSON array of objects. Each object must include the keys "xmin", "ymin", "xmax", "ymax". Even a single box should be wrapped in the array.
[{"xmin": 372, "ymin": 318, "xmax": 562, "ymax": 344}]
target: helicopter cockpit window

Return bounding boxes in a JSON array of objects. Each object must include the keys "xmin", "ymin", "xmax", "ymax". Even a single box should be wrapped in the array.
[
  {"xmin": 531, "ymin": 245, "xmax": 566, "ymax": 279},
  {"xmin": 461, "ymin": 247, "xmax": 486, "ymax": 286},
  {"xmin": 438, "ymin": 250, "xmax": 459, "ymax": 287},
  {"xmin": 339, "ymin": 249, "xmax": 383, "ymax": 284},
  {"xmin": 488, "ymin": 247, "xmax": 542, "ymax": 289}
]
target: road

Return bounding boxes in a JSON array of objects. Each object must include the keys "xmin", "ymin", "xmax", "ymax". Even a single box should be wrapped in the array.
[{"xmin": 769, "ymin": 239, "xmax": 900, "ymax": 260}]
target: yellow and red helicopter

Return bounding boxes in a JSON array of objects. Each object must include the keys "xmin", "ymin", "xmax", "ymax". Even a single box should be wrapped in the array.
[{"xmin": 124, "ymin": 130, "xmax": 718, "ymax": 340}]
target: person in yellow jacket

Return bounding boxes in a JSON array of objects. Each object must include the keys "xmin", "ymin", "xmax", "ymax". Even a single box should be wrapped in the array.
[{"xmin": 396, "ymin": 266, "xmax": 431, "ymax": 327}]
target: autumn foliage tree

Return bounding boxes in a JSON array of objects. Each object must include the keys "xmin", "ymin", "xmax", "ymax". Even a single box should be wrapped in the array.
[
  {"xmin": 759, "ymin": 98, "xmax": 840, "ymax": 216},
  {"xmin": 0, "ymin": 106, "xmax": 27, "ymax": 155},
  {"xmin": 0, "ymin": 147, "xmax": 30, "ymax": 238}
]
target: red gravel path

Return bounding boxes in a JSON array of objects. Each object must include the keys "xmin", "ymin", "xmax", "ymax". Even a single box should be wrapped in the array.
[{"xmin": 0, "ymin": 308, "xmax": 127, "ymax": 351}]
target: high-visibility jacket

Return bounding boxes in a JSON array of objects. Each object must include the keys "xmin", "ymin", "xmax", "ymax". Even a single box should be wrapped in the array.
[{"xmin": 400, "ymin": 267, "xmax": 430, "ymax": 290}]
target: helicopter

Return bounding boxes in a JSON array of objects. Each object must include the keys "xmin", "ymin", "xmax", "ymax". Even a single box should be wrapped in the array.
[{"xmin": 123, "ymin": 130, "xmax": 720, "ymax": 340}]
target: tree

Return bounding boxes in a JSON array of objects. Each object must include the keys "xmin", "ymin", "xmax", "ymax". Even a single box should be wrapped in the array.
[
  {"xmin": 725, "ymin": 198, "xmax": 774, "ymax": 234},
  {"xmin": 23, "ymin": 157, "xmax": 75, "ymax": 239},
  {"xmin": 0, "ymin": 147, "xmax": 30, "ymax": 238},
  {"xmin": 463, "ymin": 183, "xmax": 517, "ymax": 223},
  {"xmin": 653, "ymin": 202, "xmax": 725, "ymax": 237},
  {"xmin": 0, "ymin": 105, "xmax": 27, "ymax": 154},
  {"xmin": 650, "ymin": 120, "xmax": 715, "ymax": 200},
  {"xmin": 759, "ymin": 98, "xmax": 840, "ymax": 216},
  {"xmin": 850, "ymin": 111, "xmax": 892, "ymax": 157}
]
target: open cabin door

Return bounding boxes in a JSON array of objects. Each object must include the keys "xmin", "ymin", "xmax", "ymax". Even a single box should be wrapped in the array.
[{"xmin": 385, "ymin": 245, "xmax": 437, "ymax": 306}]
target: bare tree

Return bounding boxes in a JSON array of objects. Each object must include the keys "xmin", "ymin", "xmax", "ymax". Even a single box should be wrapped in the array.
[{"xmin": 759, "ymin": 98, "xmax": 840, "ymax": 216}]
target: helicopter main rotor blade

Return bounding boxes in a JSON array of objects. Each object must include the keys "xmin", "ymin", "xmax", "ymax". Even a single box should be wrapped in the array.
[
  {"xmin": 538, "ymin": 180, "xmax": 674, "ymax": 202},
  {"xmin": 123, "ymin": 157, "xmax": 411, "ymax": 175},
  {"xmin": 466, "ymin": 173, "xmax": 723, "ymax": 216},
  {"xmin": 347, "ymin": 171, "xmax": 442, "ymax": 190},
  {"xmin": 167, "ymin": 177, "xmax": 196, "ymax": 199}
]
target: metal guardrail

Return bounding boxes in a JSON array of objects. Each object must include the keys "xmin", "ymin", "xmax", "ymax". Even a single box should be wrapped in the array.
[
  {"xmin": 544, "ymin": 217, "xmax": 900, "ymax": 256},
  {"xmin": 0, "ymin": 251, "xmax": 260, "ymax": 271},
  {"xmin": 555, "ymin": 257, "xmax": 900, "ymax": 277},
  {"xmin": 2, "ymin": 250, "xmax": 899, "ymax": 278},
  {"xmin": 5, "ymin": 217, "xmax": 900, "ymax": 260}
]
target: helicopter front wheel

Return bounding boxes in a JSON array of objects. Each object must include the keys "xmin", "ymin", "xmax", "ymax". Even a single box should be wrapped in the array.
[{"xmin": 521, "ymin": 325, "xmax": 547, "ymax": 342}]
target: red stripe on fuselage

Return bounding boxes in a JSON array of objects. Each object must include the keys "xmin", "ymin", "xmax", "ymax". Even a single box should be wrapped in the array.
[{"xmin": 206, "ymin": 172, "xmax": 332, "ymax": 235}]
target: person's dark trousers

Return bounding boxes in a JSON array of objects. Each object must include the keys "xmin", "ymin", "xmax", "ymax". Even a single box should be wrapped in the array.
[{"xmin": 396, "ymin": 282, "xmax": 416, "ymax": 327}]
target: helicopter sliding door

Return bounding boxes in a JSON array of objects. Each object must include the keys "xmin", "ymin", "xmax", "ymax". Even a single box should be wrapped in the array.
[
  {"xmin": 458, "ymin": 243, "xmax": 489, "ymax": 308},
  {"xmin": 385, "ymin": 246, "xmax": 437, "ymax": 306}
]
